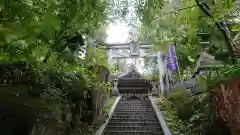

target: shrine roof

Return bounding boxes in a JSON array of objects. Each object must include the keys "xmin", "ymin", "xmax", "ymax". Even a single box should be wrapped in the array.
[{"xmin": 118, "ymin": 65, "xmax": 142, "ymax": 79}]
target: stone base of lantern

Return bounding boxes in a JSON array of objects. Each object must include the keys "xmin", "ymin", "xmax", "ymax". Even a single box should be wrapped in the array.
[
  {"xmin": 112, "ymin": 88, "xmax": 119, "ymax": 96},
  {"xmin": 151, "ymin": 88, "xmax": 158, "ymax": 96}
]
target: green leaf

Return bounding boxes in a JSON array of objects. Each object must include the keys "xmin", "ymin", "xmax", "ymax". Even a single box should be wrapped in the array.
[
  {"xmin": 0, "ymin": 25, "xmax": 11, "ymax": 39},
  {"xmin": 0, "ymin": 0, "xmax": 4, "ymax": 9},
  {"xmin": 231, "ymin": 24, "xmax": 240, "ymax": 31}
]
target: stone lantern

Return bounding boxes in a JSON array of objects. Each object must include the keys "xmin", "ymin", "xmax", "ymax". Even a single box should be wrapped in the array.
[
  {"xmin": 150, "ymin": 77, "xmax": 158, "ymax": 96},
  {"xmin": 112, "ymin": 79, "xmax": 119, "ymax": 96},
  {"xmin": 197, "ymin": 32, "xmax": 210, "ymax": 50}
]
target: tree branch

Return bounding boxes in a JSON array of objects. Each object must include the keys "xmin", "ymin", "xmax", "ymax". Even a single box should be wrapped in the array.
[
  {"xmin": 153, "ymin": 4, "xmax": 198, "ymax": 19},
  {"xmin": 195, "ymin": 0, "xmax": 235, "ymax": 63}
]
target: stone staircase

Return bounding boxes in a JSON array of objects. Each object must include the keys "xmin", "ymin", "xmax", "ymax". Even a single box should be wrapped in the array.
[
  {"xmin": 98, "ymin": 67, "xmax": 168, "ymax": 135},
  {"xmin": 103, "ymin": 98, "xmax": 164, "ymax": 135}
]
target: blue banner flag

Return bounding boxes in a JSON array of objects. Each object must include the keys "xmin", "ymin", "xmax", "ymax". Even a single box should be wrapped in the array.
[{"xmin": 167, "ymin": 45, "xmax": 178, "ymax": 72}]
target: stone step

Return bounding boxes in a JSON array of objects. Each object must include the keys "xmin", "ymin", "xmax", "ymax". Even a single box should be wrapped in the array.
[
  {"xmin": 106, "ymin": 126, "xmax": 162, "ymax": 132},
  {"xmin": 117, "ymin": 103, "xmax": 151, "ymax": 107},
  {"xmin": 111, "ymin": 115, "xmax": 158, "ymax": 120},
  {"xmin": 107, "ymin": 122, "xmax": 161, "ymax": 127},
  {"xmin": 116, "ymin": 104, "xmax": 152, "ymax": 106},
  {"xmin": 104, "ymin": 131, "xmax": 163, "ymax": 135},
  {"xmin": 113, "ymin": 112, "xmax": 156, "ymax": 115},
  {"xmin": 110, "ymin": 118, "xmax": 159, "ymax": 122},
  {"xmin": 118, "ymin": 102, "xmax": 149, "ymax": 104},
  {"xmin": 118, "ymin": 101, "xmax": 150, "ymax": 103},
  {"xmin": 114, "ymin": 110, "xmax": 154, "ymax": 112},
  {"xmin": 113, "ymin": 110, "xmax": 154, "ymax": 112},
  {"xmin": 114, "ymin": 108, "xmax": 153, "ymax": 110},
  {"xmin": 103, "ymin": 97, "xmax": 163, "ymax": 135},
  {"xmin": 116, "ymin": 106, "xmax": 152, "ymax": 108},
  {"xmin": 118, "ymin": 103, "xmax": 151, "ymax": 105},
  {"xmin": 115, "ymin": 106, "xmax": 153, "ymax": 108},
  {"xmin": 118, "ymin": 102, "xmax": 150, "ymax": 104},
  {"xmin": 117, "ymin": 104, "xmax": 151, "ymax": 106},
  {"xmin": 114, "ymin": 108, "xmax": 154, "ymax": 110},
  {"xmin": 118, "ymin": 102, "xmax": 151, "ymax": 104}
]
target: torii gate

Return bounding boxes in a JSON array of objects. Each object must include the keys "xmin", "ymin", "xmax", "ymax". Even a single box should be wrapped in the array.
[
  {"xmin": 106, "ymin": 41, "xmax": 170, "ymax": 96},
  {"xmin": 107, "ymin": 41, "xmax": 155, "ymax": 66}
]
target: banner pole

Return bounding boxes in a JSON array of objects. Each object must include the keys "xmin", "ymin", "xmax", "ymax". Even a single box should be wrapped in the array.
[{"xmin": 172, "ymin": 42, "xmax": 182, "ymax": 83}]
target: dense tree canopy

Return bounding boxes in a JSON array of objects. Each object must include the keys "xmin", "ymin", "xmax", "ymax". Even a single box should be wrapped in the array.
[
  {"xmin": 137, "ymin": 0, "xmax": 239, "ymax": 80},
  {"xmin": 0, "ymin": 0, "xmax": 113, "ymax": 134}
]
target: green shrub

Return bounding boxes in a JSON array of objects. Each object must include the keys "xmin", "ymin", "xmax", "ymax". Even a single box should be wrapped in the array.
[
  {"xmin": 157, "ymin": 86, "xmax": 211, "ymax": 135},
  {"xmin": 0, "ymin": 85, "xmax": 46, "ymax": 135},
  {"xmin": 103, "ymin": 96, "xmax": 117, "ymax": 116},
  {"xmin": 166, "ymin": 88, "xmax": 195, "ymax": 120}
]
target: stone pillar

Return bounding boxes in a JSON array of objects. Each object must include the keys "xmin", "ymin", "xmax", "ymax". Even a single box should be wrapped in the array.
[
  {"xmin": 112, "ymin": 79, "xmax": 119, "ymax": 96},
  {"xmin": 151, "ymin": 81, "xmax": 158, "ymax": 96},
  {"xmin": 108, "ymin": 49, "xmax": 113, "ymax": 67},
  {"xmin": 148, "ymin": 90, "xmax": 151, "ymax": 96},
  {"xmin": 157, "ymin": 52, "xmax": 165, "ymax": 97},
  {"xmin": 163, "ymin": 56, "xmax": 170, "ymax": 93}
]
